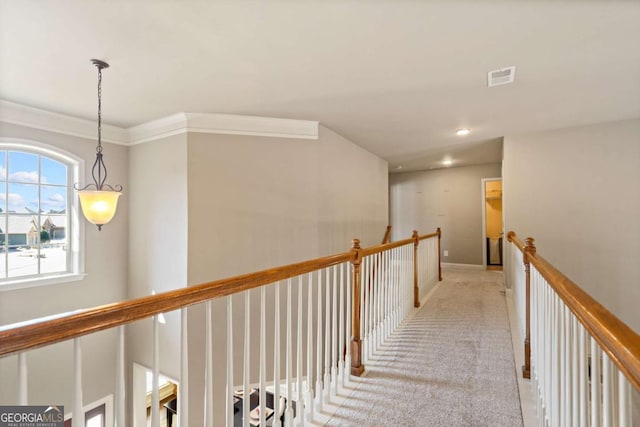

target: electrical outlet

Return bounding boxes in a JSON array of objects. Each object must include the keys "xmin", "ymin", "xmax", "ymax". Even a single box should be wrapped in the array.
[{"xmin": 444, "ymin": 250, "xmax": 449, "ymax": 257}]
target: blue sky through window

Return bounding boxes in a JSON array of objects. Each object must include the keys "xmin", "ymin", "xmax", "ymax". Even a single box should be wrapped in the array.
[{"xmin": 0, "ymin": 151, "xmax": 67, "ymax": 213}]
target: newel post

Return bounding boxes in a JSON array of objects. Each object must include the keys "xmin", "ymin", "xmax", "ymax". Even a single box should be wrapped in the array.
[
  {"xmin": 437, "ymin": 227, "xmax": 442, "ymax": 281},
  {"xmin": 522, "ymin": 237, "xmax": 536, "ymax": 379},
  {"xmin": 412, "ymin": 230, "xmax": 420, "ymax": 308},
  {"xmin": 350, "ymin": 238, "xmax": 365, "ymax": 376}
]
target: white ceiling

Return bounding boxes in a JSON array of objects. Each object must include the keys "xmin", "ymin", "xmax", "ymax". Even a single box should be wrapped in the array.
[{"xmin": 1, "ymin": 1, "xmax": 639, "ymax": 172}]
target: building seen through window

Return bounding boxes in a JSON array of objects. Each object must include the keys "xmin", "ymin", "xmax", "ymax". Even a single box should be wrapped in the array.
[{"xmin": 0, "ymin": 146, "xmax": 77, "ymax": 284}]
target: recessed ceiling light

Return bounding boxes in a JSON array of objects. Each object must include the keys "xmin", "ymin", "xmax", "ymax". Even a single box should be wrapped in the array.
[
  {"xmin": 442, "ymin": 160, "xmax": 453, "ymax": 166},
  {"xmin": 394, "ymin": 165, "xmax": 404, "ymax": 170},
  {"xmin": 456, "ymin": 129, "xmax": 470, "ymax": 136}
]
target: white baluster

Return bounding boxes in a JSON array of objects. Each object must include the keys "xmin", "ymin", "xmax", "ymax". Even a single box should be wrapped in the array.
[
  {"xmin": 243, "ymin": 292, "xmax": 251, "ymax": 427},
  {"xmin": 204, "ymin": 302, "xmax": 213, "ymax": 427},
  {"xmin": 18, "ymin": 352, "xmax": 27, "ymax": 405},
  {"xmin": 375, "ymin": 251, "xmax": 382, "ymax": 351},
  {"xmin": 591, "ymin": 339, "xmax": 602, "ymax": 427},
  {"xmin": 73, "ymin": 338, "xmax": 84, "ymax": 427},
  {"xmin": 388, "ymin": 248, "xmax": 393, "ymax": 335},
  {"xmin": 389, "ymin": 248, "xmax": 396, "ymax": 336},
  {"xmin": 345, "ymin": 263, "xmax": 352, "ymax": 387},
  {"xmin": 603, "ymin": 352, "xmax": 614, "ymax": 427},
  {"xmin": 361, "ymin": 257, "xmax": 366, "ymax": 363},
  {"xmin": 274, "ymin": 282, "xmax": 281, "ymax": 427},
  {"xmin": 226, "ymin": 297, "xmax": 234, "ymax": 427},
  {"xmin": 572, "ymin": 316, "xmax": 579, "ymax": 426},
  {"xmin": 382, "ymin": 249, "xmax": 388, "ymax": 341},
  {"xmin": 380, "ymin": 250, "xmax": 385, "ymax": 343},
  {"xmin": 315, "ymin": 270, "xmax": 323, "ymax": 413},
  {"xmin": 260, "ymin": 288, "xmax": 267, "ymax": 426},
  {"xmin": 564, "ymin": 305, "xmax": 571, "ymax": 427},
  {"xmin": 362, "ymin": 257, "xmax": 369, "ymax": 363},
  {"xmin": 324, "ymin": 267, "xmax": 331, "ymax": 403},
  {"xmin": 552, "ymin": 294, "xmax": 560, "ymax": 426},
  {"xmin": 306, "ymin": 273, "xmax": 315, "ymax": 422},
  {"xmin": 296, "ymin": 276, "xmax": 304, "ymax": 426},
  {"xmin": 376, "ymin": 252, "xmax": 382, "ymax": 349},
  {"xmin": 578, "ymin": 324, "xmax": 587, "ymax": 427},
  {"xmin": 385, "ymin": 248, "xmax": 396, "ymax": 339},
  {"xmin": 180, "ymin": 308, "xmax": 189, "ymax": 427},
  {"xmin": 286, "ymin": 279, "xmax": 294, "ymax": 426},
  {"xmin": 115, "ymin": 325, "xmax": 125, "ymax": 427},
  {"xmin": 405, "ymin": 245, "xmax": 411, "ymax": 315},
  {"xmin": 546, "ymin": 279, "xmax": 553, "ymax": 425},
  {"xmin": 331, "ymin": 264, "xmax": 338, "ymax": 396},
  {"xmin": 151, "ymin": 316, "xmax": 161, "ymax": 427},
  {"xmin": 391, "ymin": 249, "xmax": 397, "ymax": 330},
  {"xmin": 338, "ymin": 262, "xmax": 345, "ymax": 388},
  {"xmin": 371, "ymin": 254, "xmax": 377, "ymax": 355},
  {"xmin": 617, "ymin": 371, "xmax": 632, "ymax": 427}
]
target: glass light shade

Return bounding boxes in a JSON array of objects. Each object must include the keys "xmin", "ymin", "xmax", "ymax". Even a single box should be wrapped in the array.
[{"xmin": 78, "ymin": 190, "xmax": 122, "ymax": 228}]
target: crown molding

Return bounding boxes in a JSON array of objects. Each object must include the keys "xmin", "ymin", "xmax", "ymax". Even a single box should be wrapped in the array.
[
  {"xmin": 0, "ymin": 100, "xmax": 319, "ymax": 145},
  {"xmin": 0, "ymin": 100, "xmax": 129, "ymax": 144},
  {"xmin": 127, "ymin": 112, "xmax": 319, "ymax": 144}
]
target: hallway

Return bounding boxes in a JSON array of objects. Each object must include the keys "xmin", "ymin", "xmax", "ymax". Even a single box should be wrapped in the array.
[{"xmin": 328, "ymin": 268, "xmax": 523, "ymax": 426}]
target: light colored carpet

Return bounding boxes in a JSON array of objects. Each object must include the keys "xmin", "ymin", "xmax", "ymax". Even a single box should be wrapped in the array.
[{"xmin": 328, "ymin": 269, "xmax": 523, "ymax": 426}]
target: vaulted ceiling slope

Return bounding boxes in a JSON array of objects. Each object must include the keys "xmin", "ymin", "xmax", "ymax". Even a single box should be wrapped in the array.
[{"xmin": 1, "ymin": 1, "xmax": 639, "ymax": 171}]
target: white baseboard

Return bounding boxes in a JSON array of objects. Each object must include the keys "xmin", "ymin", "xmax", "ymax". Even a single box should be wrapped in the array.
[{"xmin": 441, "ymin": 262, "xmax": 484, "ymax": 270}]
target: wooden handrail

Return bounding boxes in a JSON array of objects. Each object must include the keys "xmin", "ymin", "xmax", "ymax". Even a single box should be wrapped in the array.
[
  {"xmin": 506, "ymin": 230, "xmax": 525, "ymax": 252},
  {"xmin": 417, "ymin": 231, "xmax": 439, "ymax": 241},
  {"xmin": 360, "ymin": 236, "xmax": 415, "ymax": 257},
  {"xmin": 0, "ymin": 251, "xmax": 353, "ymax": 358},
  {"xmin": 508, "ymin": 231, "xmax": 640, "ymax": 392}
]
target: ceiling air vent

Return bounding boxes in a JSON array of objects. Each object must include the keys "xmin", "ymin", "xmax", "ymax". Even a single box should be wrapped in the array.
[{"xmin": 487, "ymin": 66, "xmax": 516, "ymax": 87}]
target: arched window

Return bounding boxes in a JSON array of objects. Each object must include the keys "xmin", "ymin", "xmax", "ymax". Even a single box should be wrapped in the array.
[{"xmin": 0, "ymin": 139, "xmax": 83, "ymax": 289}]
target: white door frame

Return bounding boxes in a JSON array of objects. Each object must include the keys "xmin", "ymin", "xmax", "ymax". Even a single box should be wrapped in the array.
[{"xmin": 481, "ymin": 177, "xmax": 502, "ymax": 268}]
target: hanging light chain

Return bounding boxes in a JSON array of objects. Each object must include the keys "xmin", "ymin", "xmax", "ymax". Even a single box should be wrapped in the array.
[
  {"xmin": 97, "ymin": 64, "xmax": 103, "ymax": 154},
  {"xmin": 76, "ymin": 59, "xmax": 122, "ymax": 194}
]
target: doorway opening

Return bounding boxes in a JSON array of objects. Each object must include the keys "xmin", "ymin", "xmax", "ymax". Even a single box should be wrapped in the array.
[
  {"xmin": 132, "ymin": 363, "xmax": 179, "ymax": 427},
  {"xmin": 481, "ymin": 178, "xmax": 503, "ymax": 271}
]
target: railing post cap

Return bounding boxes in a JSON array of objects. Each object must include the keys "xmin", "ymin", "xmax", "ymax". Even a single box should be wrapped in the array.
[
  {"xmin": 412, "ymin": 230, "xmax": 419, "ymax": 242},
  {"xmin": 352, "ymin": 238, "xmax": 361, "ymax": 249},
  {"xmin": 524, "ymin": 237, "xmax": 536, "ymax": 255},
  {"xmin": 507, "ymin": 231, "xmax": 516, "ymax": 241}
]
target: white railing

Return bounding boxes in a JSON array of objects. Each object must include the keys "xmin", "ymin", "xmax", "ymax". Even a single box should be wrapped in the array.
[
  {"xmin": 361, "ymin": 242, "xmax": 413, "ymax": 363},
  {"xmin": 507, "ymin": 232, "xmax": 640, "ymax": 427},
  {"xmin": 416, "ymin": 231, "xmax": 440, "ymax": 303},
  {"xmin": 0, "ymin": 229, "xmax": 442, "ymax": 426}
]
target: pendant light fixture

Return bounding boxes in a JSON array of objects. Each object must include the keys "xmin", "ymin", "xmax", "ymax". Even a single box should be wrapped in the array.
[{"xmin": 75, "ymin": 59, "xmax": 122, "ymax": 231}]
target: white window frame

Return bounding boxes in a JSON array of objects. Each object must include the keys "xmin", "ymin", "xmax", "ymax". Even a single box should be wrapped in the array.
[{"xmin": 0, "ymin": 137, "xmax": 85, "ymax": 291}]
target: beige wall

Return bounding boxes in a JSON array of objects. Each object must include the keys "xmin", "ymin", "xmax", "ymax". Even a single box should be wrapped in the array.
[
  {"xmin": 127, "ymin": 133, "xmax": 188, "ymax": 398},
  {"xmin": 185, "ymin": 125, "xmax": 388, "ymax": 423},
  {"xmin": 504, "ymin": 118, "xmax": 640, "ymax": 333},
  {"xmin": 390, "ymin": 163, "xmax": 502, "ymax": 265},
  {"xmin": 0, "ymin": 123, "xmax": 129, "ymax": 408}
]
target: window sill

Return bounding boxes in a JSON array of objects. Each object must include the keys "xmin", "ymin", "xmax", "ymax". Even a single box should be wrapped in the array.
[{"xmin": 0, "ymin": 272, "xmax": 86, "ymax": 292}]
